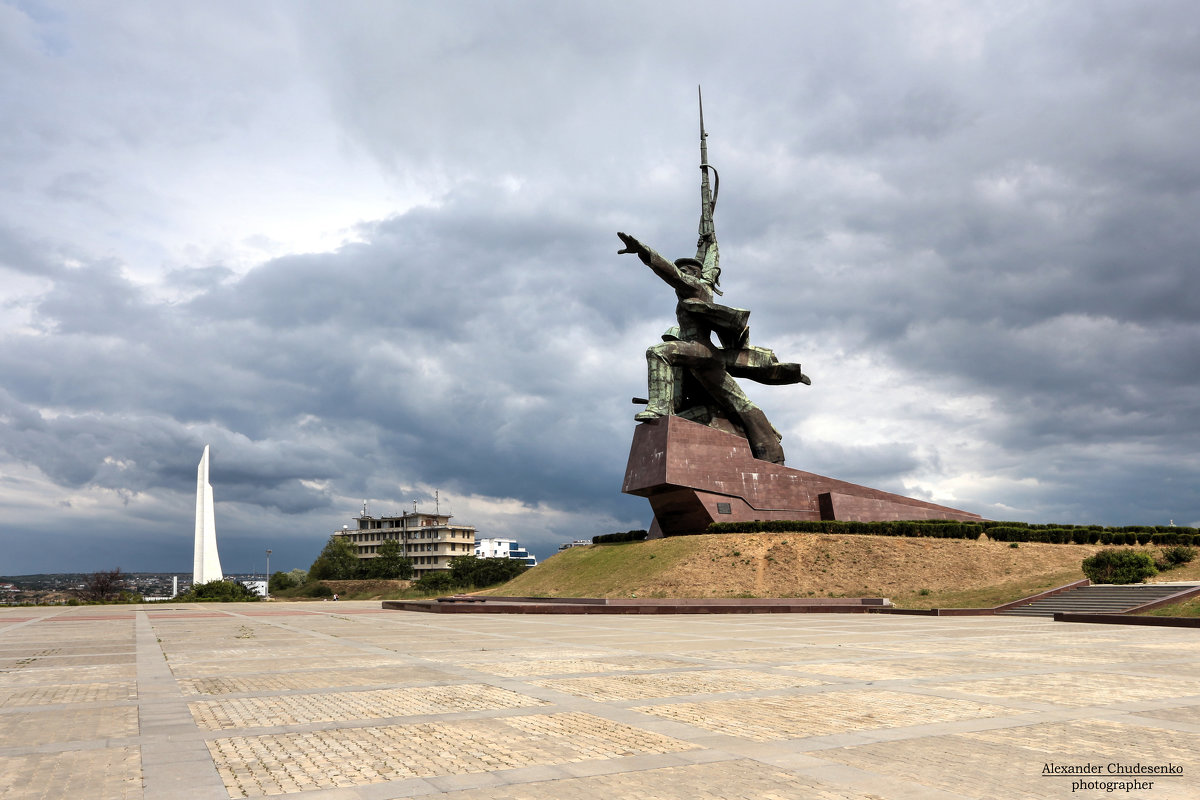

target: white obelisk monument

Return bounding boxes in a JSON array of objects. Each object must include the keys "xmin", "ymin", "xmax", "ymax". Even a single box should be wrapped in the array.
[{"xmin": 193, "ymin": 445, "xmax": 223, "ymax": 584}]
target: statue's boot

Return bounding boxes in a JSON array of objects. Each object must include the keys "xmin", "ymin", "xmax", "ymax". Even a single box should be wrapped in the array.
[{"xmin": 635, "ymin": 349, "xmax": 677, "ymax": 421}]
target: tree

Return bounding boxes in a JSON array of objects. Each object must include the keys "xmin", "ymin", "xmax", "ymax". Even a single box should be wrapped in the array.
[
  {"xmin": 269, "ymin": 571, "xmax": 297, "ymax": 592},
  {"xmin": 412, "ymin": 571, "xmax": 457, "ymax": 594},
  {"xmin": 75, "ymin": 568, "xmax": 127, "ymax": 602},
  {"xmin": 308, "ymin": 535, "xmax": 360, "ymax": 581},
  {"xmin": 367, "ymin": 539, "xmax": 414, "ymax": 579}
]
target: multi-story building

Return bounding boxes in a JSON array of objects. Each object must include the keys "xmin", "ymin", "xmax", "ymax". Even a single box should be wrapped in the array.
[
  {"xmin": 334, "ymin": 508, "xmax": 477, "ymax": 578},
  {"xmin": 474, "ymin": 537, "xmax": 537, "ymax": 567}
]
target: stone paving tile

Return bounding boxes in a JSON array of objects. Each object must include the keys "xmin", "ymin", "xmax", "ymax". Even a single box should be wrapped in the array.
[
  {"xmin": 942, "ymin": 671, "xmax": 1200, "ymax": 707},
  {"xmin": 783, "ymin": 657, "xmax": 1006, "ymax": 680},
  {"xmin": 429, "ymin": 758, "xmax": 883, "ymax": 800},
  {"xmin": 632, "ymin": 689, "xmax": 1014, "ymax": 741},
  {"xmin": 852, "ymin": 641, "xmax": 992, "ymax": 655},
  {"xmin": 0, "ymin": 746, "xmax": 141, "ymax": 800},
  {"xmin": 460, "ymin": 656, "xmax": 695, "ymax": 677},
  {"xmin": 0, "ymin": 653, "xmax": 136, "ymax": 670},
  {"xmin": 0, "ymin": 681, "xmax": 137, "ymax": 707},
  {"xmin": 162, "ymin": 648, "xmax": 353, "ymax": 664},
  {"xmin": 0, "ymin": 644, "xmax": 135, "ymax": 656},
  {"xmin": 207, "ymin": 711, "xmax": 698, "ymax": 797},
  {"xmin": 178, "ymin": 665, "xmax": 454, "ymax": 695},
  {"xmin": 443, "ymin": 648, "xmax": 625, "ymax": 662},
  {"xmin": 981, "ymin": 647, "xmax": 1177, "ymax": 665},
  {"xmin": 168, "ymin": 655, "xmax": 402, "ymax": 678},
  {"xmin": 0, "ymin": 663, "xmax": 136, "ymax": 686},
  {"xmin": 965, "ymin": 718, "xmax": 1198, "ymax": 760},
  {"xmin": 189, "ymin": 684, "xmax": 548, "ymax": 730},
  {"xmin": 1131, "ymin": 639, "xmax": 1200, "ymax": 652},
  {"xmin": 0, "ymin": 705, "xmax": 139, "ymax": 746},
  {"xmin": 1131, "ymin": 705, "xmax": 1200, "ymax": 726},
  {"xmin": 681, "ymin": 646, "xmax": 842, "ymax": 664},
  {"xmin": 824, "ymin": 719, "xmax": 1200, "ymax": 800},
  {"xmin": 532, "ymin": 668, "xmax": 827, "ymax": 701}
]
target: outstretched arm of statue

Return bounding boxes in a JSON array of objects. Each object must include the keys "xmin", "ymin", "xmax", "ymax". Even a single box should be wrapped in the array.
[{"xmin": 617, "ymin": 232, "xmax": 696, "ymax": 291}]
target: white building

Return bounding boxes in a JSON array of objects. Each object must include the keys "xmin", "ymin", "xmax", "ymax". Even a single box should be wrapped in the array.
[
  {"xmin": 241, "ymin": 579, "xmax": 267, "ymax": 598},
  {"xmin": 475, "ymin": 538, "xmax": 537, "ymax": 567},
  {"xmin": 334, "ymin": 506, "xmax": 476, "ymax": 578}
]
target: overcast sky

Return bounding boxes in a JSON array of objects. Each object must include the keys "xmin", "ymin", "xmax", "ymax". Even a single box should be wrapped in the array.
[{"xmin": 2, "ymin": 1, "xmax": 1199, "ymax": 575}]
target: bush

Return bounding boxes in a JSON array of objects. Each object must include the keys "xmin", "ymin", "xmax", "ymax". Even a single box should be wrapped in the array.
[
  {"xmin": 180, "ymin": 580, "xmax": 261, "ymax": 602},
  {"xmin": 300, "ymin": 582, "xmax": 333, "ymax": 598},
  {"xmin": 1082, "ymin": 550, "xmax": 1157, "ymax": 585},
  {"xmin": 411, "ymin": 571, "xmax": 458, "ymax": 594},
  {"xmin": 1155, "ymin": 545, "xmax": 1196, "ymax": 571}
]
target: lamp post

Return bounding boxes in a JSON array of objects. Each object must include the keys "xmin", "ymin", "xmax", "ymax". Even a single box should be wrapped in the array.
[{"xmin": 265, "ymin": 549, "xmax": 272, "ymax": 599}]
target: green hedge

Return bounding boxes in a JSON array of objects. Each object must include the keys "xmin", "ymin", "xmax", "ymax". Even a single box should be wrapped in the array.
[
  {"xmin": 699, "ymin": 520, "xmax": 982, "ymax": 539},
  {"xmin": 697, "ymin": 518, "xmax": 1198, "ymax": 545},
  {"xmin": 592, "ymin": 530, "xmax": 648, "ymax": 544}
]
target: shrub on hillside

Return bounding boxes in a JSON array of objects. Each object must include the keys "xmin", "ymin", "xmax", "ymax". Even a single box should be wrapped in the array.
[
  {"xmin": 1081, "ymin": 550, "xmax": 1157, "ymax": 585},
  {"xmin": 1155, "ymin": 545, "xmax": 1196, "ymax": 572}
]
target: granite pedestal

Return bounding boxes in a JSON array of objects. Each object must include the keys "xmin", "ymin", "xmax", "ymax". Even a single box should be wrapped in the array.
[{"xmin": 623, "ymin": 416, "xmax": 982, "ymax": 537}]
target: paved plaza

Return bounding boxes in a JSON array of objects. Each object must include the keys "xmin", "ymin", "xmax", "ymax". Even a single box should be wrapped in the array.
[{"xmin": 1, "ymin": 602, "xmax": 1198, "ymax": 799}]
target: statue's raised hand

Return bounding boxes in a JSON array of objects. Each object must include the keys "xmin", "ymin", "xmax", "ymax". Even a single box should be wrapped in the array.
[{"xmin": 617, "ymin": 231, "xmax": 644, "ymax": 256}]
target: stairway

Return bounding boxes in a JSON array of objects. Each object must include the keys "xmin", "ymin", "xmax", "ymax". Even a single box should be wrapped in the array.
[{"xmin": 997, "ymin": 584, "xmax": 1196, "ymax": 617}]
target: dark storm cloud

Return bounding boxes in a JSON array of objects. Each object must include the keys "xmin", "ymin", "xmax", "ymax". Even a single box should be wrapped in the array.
[
  {"xmin": 0, "ymin": 182, "xmax": 645, "ymax": 535},
  {"xmin": 3, "ymin": 1, "xmax": 1200, "ymax": 573}
]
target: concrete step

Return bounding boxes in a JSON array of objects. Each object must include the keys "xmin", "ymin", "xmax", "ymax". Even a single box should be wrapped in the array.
[{"xmin": 997, "ymin": 584, "xmax": 1198, "ymax": 617}]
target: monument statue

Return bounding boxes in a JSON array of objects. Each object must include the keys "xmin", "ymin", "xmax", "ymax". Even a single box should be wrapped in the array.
[
  {"xmin": 617, "ymin": 88, "xmax": 809, "ymax": 465},
  {"xmin": 620, "ymin": 89, "xmax": 983, "ymax": 537}
]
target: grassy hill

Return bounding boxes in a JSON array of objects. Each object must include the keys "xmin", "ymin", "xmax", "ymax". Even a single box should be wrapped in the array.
[{"xmin": 482, "ymin": 533, "xmax": 1198, "ymax": 609}]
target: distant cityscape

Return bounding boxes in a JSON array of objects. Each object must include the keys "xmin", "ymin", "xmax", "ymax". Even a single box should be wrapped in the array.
[
  {"xmin": 0, "ymin": 573, "xmax": 273, "ymax": 605},
  {"xmin": 1, "ymin": 538, "xmax": 591, "ymax": 605}
]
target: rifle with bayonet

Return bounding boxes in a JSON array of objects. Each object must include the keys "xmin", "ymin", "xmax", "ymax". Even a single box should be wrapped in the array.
[{"xmin": 696, "ymin": 86, "xmax": 722, "ymax": 294}]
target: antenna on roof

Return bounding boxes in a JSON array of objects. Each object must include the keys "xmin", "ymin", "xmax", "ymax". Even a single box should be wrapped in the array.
[
  {"xmin": 361, "ymin": 499, "xmax": 368, "ymax": 517},
  {"xmin": 435, "ymin": 490, "xmax": 440, "ymax": 515}
]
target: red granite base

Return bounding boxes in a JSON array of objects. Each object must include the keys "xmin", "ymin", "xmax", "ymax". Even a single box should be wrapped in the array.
[
  {"xmin": 382, "ymin": 596, "xmax": 891, "ymax": 614},
  {"xmin": 622, "ymin": 416, "xmax": 982, "ymax": 536}
]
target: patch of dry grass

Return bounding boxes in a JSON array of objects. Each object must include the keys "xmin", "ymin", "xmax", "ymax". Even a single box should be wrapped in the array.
[{"xmin": 483, "ymin": 533, "xmax": 1115, "ymax": 607}]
